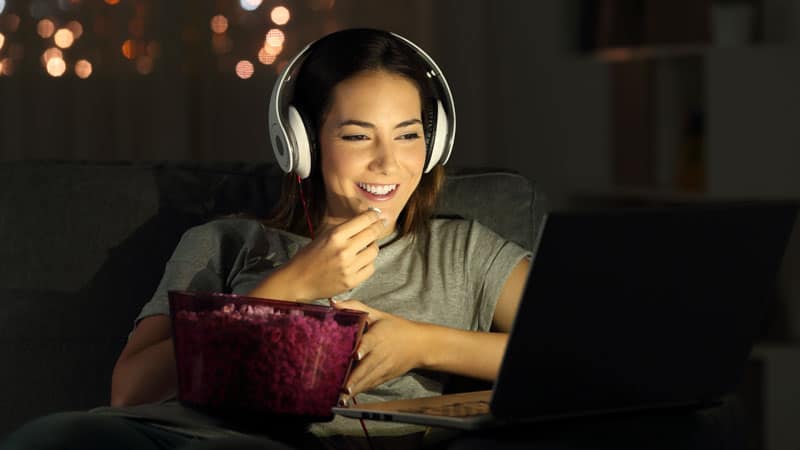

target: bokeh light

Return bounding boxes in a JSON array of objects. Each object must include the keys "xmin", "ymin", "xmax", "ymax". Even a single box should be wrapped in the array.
[
  {"xmin": 74, "ymin": 59, "xmax": 91, "ymax": 78},
  {"xmin": 54, "ymin": 28, "xmax": 75, "ymax": 48},
  {"xmin": 0, "ymin": 33, "xmax": 4, "ymax": 51},
  {"xmin": 239, "ymin": 0, "xmax": 262, "ymax": 11},
  {"xmin": 235, "ymin": 60, "xmax": 254, "ymax": 79},
  {"xmin": 66, "ymin": 20, "xmax": 83, "ymax": 39},
  {"xmin": 0, "ymin": 58, "xmax": 10, "ymax": 76},
  {"xmin": 264, "ymin": 42, "xmax": 282, "ymax": 56},
  {"xmin": 210, "ymin": 15, "xmax": 228, "ymax": 34},
  {"xmin": 41, "ymin": 47, "xmax": 62, "ymax": 66},
  {"xmin": 257, "ymin": 47, "xmax": 276, "ymax": 65},
  {"xmin": 46, "ymin": 57, "xmax": 66, "ymax": 77},
  {"xmin": 104, "ymin": 0, "xmax": 119, "ymax": 5},
  {"xmin": 37, "ymin": 19, "xmax": 55, "ymax": 38},
  {"xmin": 265, "ymin": 28, "xmax": 284, "ymax": 48},
  {"xmin": 121, "ymin": 39, "xmax": 134, "ymax": 59},
  {"xmin": 136, "ymin": 55, "xmax": 153, "ymax": 75},
  {"xmin": 270, "ymin": 6, "xmax": 290, "ymax": 25}
]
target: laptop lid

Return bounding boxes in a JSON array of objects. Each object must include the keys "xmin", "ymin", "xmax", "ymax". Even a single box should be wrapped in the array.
[{"xmin": 490, "ymin": 202, "xmax": 797, "ymax": 419}]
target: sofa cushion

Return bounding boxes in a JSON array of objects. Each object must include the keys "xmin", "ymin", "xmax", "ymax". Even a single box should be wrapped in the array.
[
  {"xmin": 437, "ymin": 169, "xmax": 546, "ymax": 251},
  {"xmin": 0, "ymin": 161, "xmax": 284, "ymax": 293}
]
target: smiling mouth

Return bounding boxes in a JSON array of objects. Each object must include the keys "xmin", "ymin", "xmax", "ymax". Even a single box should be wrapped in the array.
[{"xmin": 357, "ymin": 182, "xmax": 398, "ymax": 196}]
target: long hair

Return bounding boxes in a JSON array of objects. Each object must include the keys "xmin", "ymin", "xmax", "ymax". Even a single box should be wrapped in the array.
[{"xmin": 265, "ymin": 28, "xmax": 447, "ymax": 238}]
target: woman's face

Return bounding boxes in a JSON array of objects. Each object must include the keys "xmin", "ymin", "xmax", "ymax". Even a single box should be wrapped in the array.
[{"xmin": 318, "ymin": 69, "xmax": 426, "ymax": 235}]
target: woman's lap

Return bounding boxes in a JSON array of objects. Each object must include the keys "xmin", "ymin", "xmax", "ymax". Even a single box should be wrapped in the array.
[{"xmin": 0, "ymin": 412, "xmax": 299, "ymax": 450}]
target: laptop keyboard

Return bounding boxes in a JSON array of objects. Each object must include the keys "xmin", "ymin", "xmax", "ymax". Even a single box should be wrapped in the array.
[{"xmin": 398, "ymin": 400, "xmax": 490, "ymax": 417}]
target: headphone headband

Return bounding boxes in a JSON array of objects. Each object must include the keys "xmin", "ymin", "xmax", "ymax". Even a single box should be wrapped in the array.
[{"xmin": 267, "ymin": 30, "xmax": 456, "ymax": 179}]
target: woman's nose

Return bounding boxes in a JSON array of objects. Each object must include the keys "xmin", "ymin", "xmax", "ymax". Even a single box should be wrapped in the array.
[{"xmin": 368, "ymin": 139, "xmax": 400, "ymax": 173}]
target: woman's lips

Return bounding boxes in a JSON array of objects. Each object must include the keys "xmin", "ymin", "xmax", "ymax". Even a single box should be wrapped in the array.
[{"xmin": 356, "ymin": 182, "xmax": 398, "ymax": 202}]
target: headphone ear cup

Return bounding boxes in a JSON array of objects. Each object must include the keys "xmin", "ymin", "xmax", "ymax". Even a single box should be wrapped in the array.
[
  {"xmin": 287, "ymin": 105, "xmax": 313, "ymax": 179},
  {"xmin": 424, "ymin": 100, "xmax": 449, "ymax": 173}
]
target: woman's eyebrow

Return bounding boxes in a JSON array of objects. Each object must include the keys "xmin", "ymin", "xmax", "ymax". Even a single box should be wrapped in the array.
[{"xmin": 337, "ymin": 118, "xmax": 422, "ymax": 129}]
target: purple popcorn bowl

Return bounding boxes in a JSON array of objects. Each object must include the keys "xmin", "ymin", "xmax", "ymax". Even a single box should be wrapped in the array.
[{"xmin": 168, "ymin": 290, "xmax": 367, "ymax": 422}]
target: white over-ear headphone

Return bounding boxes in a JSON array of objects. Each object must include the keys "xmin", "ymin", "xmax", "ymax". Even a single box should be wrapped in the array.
[{"xmin": 267, "ymin": 30, "xmax": 456, "ymax": 179}]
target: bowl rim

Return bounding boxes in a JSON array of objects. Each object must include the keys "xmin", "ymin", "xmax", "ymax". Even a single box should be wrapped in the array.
[{"xmin": 167, "ymin": 289, "xmax": 368, "ymax": 318}]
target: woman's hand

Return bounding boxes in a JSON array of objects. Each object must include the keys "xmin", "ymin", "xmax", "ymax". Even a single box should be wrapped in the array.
[
  {"xmin": 249, "ymin": 209, "xmax": 386, "ymax": 301},
  {"xmin": 333, "ymin": 300, "xmax": 429, "ymax": 402}
]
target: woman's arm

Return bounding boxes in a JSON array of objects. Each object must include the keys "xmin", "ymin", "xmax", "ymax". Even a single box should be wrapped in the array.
[
  {"xmin": 110, "ymin": 315, "xmax": 176, "ymax": 407},
  {"xmin": 418, "ymin": 258, "xmax": 529, "ymax": 380},
  {"xmin": 338, "ymin": 258, "xmax": 530, "ymax": 397}
]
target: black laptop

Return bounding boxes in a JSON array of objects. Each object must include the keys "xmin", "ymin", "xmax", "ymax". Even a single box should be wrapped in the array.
[{"xmin": 333, "ymin": 202, "xmax": 798, "ymax": 430}]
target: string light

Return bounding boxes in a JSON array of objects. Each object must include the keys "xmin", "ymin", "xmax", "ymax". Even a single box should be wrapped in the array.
[
  {"xmin": 239, "ymin": 0, "xmax": 262, "ymax": 11},
  {"xmin": 41, "ymin": 47, "xmax": 62, "ymax": 65},
  {"xmin": 257, "ymin": 47, "xmax": 276, "ymax": 65},
  {"xmin": 210, "ymin": 15, "xmax": 228, "ymax": 34},
  {"xmin": 37, "ymin": 19, "xmax": 56, "ymax": 38},
  {"xmin": 270, "ymin": 6, "xmax": 290, "ymax": 25},
  {"xmin": 46, "ymin": 57, "xmax": 66, "ymax": 77},
  {"xmin": 264, "ymin": 43, "xmax": 282, "ymax": 56},
  {"xmin": 66, "ymin": 20, "xmax": 83, "ymax": 39},
  {"xmin": 54, "ymin": 28, "xmax": 75, "ymax": 48},
  {"xmin": 235, "ymin": 60, "xmax": 254, "ymax": 79},
  {"xmin": 121, "ymin": 39, "xmax": 134, "ymax": 59},
  {"xmin": 0, "ymin": 58, "xmax": 10, "ymax": 76},
  {"xmin": 75, "ymin": 59, "xmax": 92, "ymax": 78},
  {"xmin": 265, "ymin": 28, "xmax": 284, "ymax": 47},
  {"xmin": 0, "ymin": 0, "xmax": 329, "ymax": 80}
]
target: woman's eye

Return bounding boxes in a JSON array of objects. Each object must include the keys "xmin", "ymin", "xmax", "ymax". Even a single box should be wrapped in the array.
[
  {"xmin": 342, "ymin": 135, "xmax": 369, "ymax": 141},
  {"xmin": 398, "ymin": 132, "xmax": 421, "ymax": 140}
]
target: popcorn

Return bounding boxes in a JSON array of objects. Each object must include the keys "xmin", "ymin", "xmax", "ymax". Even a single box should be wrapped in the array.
[{"xmin": 172, "ymin": 301, "xmax": 365, "ymax": 419}]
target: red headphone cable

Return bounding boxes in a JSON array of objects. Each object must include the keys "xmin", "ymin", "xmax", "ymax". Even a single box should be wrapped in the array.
[{"xmin": 296, "ymin": 174, "xmax": 375, "ymax": 449}]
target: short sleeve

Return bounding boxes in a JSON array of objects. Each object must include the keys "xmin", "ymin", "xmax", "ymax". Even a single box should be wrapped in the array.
[
  {"xmin": 134, "ymin": 223, "xmax": 228, "ymax": 326},
  {"xmin": 465, "ymin": 221, "xmax": 531, "ymax": 331}
]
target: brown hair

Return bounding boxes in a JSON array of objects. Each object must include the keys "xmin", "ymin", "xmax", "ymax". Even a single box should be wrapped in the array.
[{"xmin": 264, "ymin": 29, "xmax": 448, "ymax": 238}]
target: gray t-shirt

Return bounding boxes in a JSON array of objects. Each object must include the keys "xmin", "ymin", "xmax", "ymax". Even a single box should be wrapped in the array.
[{"xmin": 92, "ymin": 217, "xmax": 530, "ymax": 444}]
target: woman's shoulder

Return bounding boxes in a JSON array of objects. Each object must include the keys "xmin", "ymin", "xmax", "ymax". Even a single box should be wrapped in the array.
[
  {"xmin": 429, "ymin": 217, "xmax": 497, "ymax": 238},
  {"xmin": 181, "ymin": 217, "xmax": 308, "ymax": 246}
]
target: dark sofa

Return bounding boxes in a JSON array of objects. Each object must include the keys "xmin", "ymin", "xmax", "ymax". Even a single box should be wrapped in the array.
[{"xmin": 0, "ymin": 160, "xmax": 547, "ymax": 439}]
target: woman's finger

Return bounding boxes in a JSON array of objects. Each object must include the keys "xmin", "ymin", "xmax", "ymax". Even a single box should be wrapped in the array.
[
  {"xmin": 347, "ymin": 351, "xmax": 391, "ymax": 396},
  {"xmin": 352, "ymin": 241, "xmax": 379, "ymax": 270},
  {"xmin": 332, "ymin": 209, "xmax": 382, "ymax": 241}
]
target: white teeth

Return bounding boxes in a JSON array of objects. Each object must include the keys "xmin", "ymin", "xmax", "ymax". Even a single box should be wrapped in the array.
[{"xmin": 358, "ymin": 183, "xmax": 397, "ymax": 196}]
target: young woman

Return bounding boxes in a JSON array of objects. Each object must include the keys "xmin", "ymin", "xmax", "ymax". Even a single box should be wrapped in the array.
[{"xmin": 0, "ymin": 28, "xmax": 530, "ymax": 450}]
